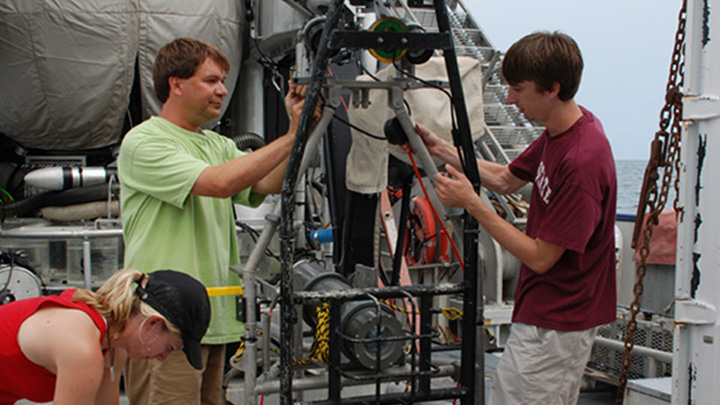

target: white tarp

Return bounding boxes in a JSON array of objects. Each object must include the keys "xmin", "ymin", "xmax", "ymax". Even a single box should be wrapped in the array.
[
  {"xmin": 346, "ymin": 56, "xmax": 485, "ymax": 194},
  {"xmin": 0, "ymin": 0, "xmax": 244, "ymax": 151}
]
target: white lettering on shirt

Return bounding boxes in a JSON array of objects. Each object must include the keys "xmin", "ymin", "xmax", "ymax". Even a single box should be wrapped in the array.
[{"xmin": 535, "ymin": 161, "xmax": 552, "ymax": 205}]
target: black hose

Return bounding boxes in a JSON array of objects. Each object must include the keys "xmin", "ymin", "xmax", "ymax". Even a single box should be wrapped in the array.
[
  {"xmin": 230, "ymin": 132, "xmax": 266, "ymax": 151},
  {"xmin": 0, "ymin": 183, "xmax": 120, "ymax": 221}
]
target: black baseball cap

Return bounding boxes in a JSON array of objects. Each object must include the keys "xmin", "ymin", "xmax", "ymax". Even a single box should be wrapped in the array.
[{"xmin": 136, "ymin": 270, "xmax": 211, "ymax": 370}]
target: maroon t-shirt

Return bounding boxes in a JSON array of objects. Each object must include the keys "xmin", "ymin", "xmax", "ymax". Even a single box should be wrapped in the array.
[{"xmin": 508, "ymin": 106, "xmax": 617, "ymax": 331}]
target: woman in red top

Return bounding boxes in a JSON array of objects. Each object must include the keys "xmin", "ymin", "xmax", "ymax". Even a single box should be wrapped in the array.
[{"xmin": 0, "ymin": 268, "xmax": 210, "ymax": 405}]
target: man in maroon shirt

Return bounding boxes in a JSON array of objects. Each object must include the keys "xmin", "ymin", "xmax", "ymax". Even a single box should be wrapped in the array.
[{"xmin": 408, "ymin": 31, "xmax": 616, "ymax": 404}]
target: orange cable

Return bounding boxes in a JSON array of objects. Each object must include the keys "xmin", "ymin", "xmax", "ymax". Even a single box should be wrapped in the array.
[{"xmin": 407, "ymin": 152, "xmax": 464, "ymax": 270}]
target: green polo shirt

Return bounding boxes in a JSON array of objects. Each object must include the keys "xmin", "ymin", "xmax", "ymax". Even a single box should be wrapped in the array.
[{"xmin": 118, "ymin": 116, "xmax": 265, "ymax": 344}]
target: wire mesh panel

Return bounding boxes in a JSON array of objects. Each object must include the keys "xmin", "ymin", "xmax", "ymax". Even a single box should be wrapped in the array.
[{"xmin": 588, "ymin": 309, "xmax": 673, "ymax": 381}]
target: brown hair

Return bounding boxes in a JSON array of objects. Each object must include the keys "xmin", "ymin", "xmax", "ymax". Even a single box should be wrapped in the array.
[
  {"xmin": 502, "ymin": 31, "xmax": 583, "ymax": 101},
  {"xmin": 152, "ymin": 38, "xmax": 231, "ymax": 103}
]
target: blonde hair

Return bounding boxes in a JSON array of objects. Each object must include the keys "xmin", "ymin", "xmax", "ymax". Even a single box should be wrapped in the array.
[{"xmin": 72, "ymin": 268, "xmax": 181, "ymax": 338}]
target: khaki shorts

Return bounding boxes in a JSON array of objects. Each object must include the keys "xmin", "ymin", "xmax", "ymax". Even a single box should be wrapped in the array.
[
  {"xmin": 488, "ymin": 322, "xmax": 597, "ymax": 405},
  {"xmin": 125, "ymin": 344, "xmax": 226, "ymax": 405}
]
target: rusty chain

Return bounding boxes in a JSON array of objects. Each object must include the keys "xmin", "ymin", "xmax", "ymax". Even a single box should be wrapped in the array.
[{"xmin": 615, "ymin": 1, "xmax": 686, "ymax": 403}]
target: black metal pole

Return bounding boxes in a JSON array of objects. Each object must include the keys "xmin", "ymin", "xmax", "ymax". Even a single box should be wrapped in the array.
[
  {"xmin": 431, "ymin": 0, "xmax": 482, "ymax": 404},
  {"xmin": 328, "ymin": 301, "xmax": 342, "ymax": 403},
  {"xmin": 392, "ymin": 177, "xmax": 413, "ymax": 285},
  {"xmin": 279, "ymin": 1, "xmax": 346, "ymax": 403}
]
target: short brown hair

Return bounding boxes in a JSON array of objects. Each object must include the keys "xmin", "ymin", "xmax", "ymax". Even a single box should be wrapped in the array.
[
  {"xmin": 153, "ymin": 38, "xmax": 230, "ymax": 103},
  {"xmin": 502, "ymin": 31, "xmax": 583, "ymax": 101}
]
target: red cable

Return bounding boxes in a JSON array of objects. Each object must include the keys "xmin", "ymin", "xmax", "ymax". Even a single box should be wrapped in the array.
[
  {"xmin": 407, "ymin": 152, "xmax": 464, "ymax": 270},
  {"xmin": 327, "ymin": 67, "xmax": 349, "ymax": 112},
  {"xmin": 452, "ymin": 381, "xmax": 462, "ymax": 405}
]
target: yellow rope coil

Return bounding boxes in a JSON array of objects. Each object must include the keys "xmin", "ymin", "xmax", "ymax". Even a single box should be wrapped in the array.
[{"xmin": 441, "ymin": 307, "xmax": 463, "ymax": 321}]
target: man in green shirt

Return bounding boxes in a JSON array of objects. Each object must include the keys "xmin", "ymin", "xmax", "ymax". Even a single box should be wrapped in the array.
[{"xmin": 118, "ymin": 37, "xmax": 308, "ymax": 405}]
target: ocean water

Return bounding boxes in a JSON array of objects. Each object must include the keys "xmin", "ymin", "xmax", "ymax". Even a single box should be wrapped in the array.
[
  {"xmin": 615, "ymin": 159, "xmax": 676, "ymax": 215},
  {"xmin": 615, "ymin": 160, "xmax": 645, "ymax": 215}
]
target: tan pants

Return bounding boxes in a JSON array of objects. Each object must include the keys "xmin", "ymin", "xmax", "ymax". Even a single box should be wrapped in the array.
[
  {"xmin": 125, "ymin": 344, "xmax": 226, "ymax": 405},
  {"xmin": 488, "ymin": 323, "xmax": 597, "ymax": 405}
]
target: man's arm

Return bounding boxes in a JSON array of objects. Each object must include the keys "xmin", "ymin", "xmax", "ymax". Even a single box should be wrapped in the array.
[
  {"xmin": 475, "ymin": 159, "xmax": 528, "ymax": 195},
  {"xmin": 410, "ymin": 125, "xmax": 528, "ymax": 194},
  {"xmin": 191, "ymin": 82, "xmax": 309, "ymax": 198},
  {"xmin": 435, "ymin": 164, "xmax": 564, "ymax": 274},
  {"xmin": 250, "ymin": 81, "xmax": 314, "ymax": 194},
  {"xmin": 190, "ymin": 134, "xmax": 294, "ymax": 198}
]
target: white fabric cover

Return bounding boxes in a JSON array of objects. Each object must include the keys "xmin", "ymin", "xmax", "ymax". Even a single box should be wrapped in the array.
[
  {"xmin": 0, "ymin": 0, "xmax": 244, "ymax": 151},
  {"xmin": 346, "ymin": 56, "xmax": 485, "ymax": 194}
]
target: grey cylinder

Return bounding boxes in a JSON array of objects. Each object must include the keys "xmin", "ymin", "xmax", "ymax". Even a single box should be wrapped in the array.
[{"xmin": 294, "ymin": 260, "xmax": 406, "ymax": 370}]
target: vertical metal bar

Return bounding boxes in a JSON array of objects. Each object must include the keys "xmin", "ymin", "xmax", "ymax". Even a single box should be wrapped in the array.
[
  {"xmin": 328, "ymin": 301, "xmax": 342, "ymax": 403},
  {"xmin": 402, "ymin": 289, "xmax": 418, "ymax": 401},
  {"xmin": 392, "ymin": 179, "xmax": 413, "ymax": 286},
  {"xmin": 419, "ymin": 294, "xmax": 433, "ymax": 395},
  {"xmin": 82, "ymin": 239, "xmax": 92, "ymax": 289},
  {"xmin": 431, "ymin": 0, "xmax": 481, "ymax": 404},
  {"xmin": 372, "ymin": 296, "xmax": 383, "ymax": 402},
  {"xmin": 262, "ymin": 310, "xmax": 271, "ymax": 374},
  {"xmin": 279, "ymin": 0, "xmax": 344, "ymax": 395}
]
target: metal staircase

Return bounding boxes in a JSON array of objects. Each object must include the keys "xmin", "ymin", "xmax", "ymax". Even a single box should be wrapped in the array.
[{"xmin": 404, "ymin": 0, "xmax": 545, "ymax": 165}]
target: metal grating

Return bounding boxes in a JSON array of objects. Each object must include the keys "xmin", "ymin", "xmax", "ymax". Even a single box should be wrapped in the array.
[
  {"xmin": 588, "ymin": 309, "xmax": 673, "ymax": 381},
  {"xmin": 488, "ymin": 126, "xmax": 543, "ymax": 147},
  {"xmin": 484, "ymin": 84, "xmax": 508, "ymax": 102},
  {"xmin": 411, "ymin": 9, "xmax": 438, "ymax": 29},
  {"xmin": 456, "ymin": 45, "xmax": 495, "ymax": 61},
  {"xmin": 483, "ymin": 105, "xmax": 527, "ymax": 127}
]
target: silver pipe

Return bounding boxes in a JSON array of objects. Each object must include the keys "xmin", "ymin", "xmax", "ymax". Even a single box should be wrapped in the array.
[
  {"xmin": 82, "ymin": 239, "xmax": 92, "ymax": 289},
  {"xmin": 235, "ymin": 59, "xmax": 265, "ymax": 136},
  {"xmin": 261, "ymin": 309, "xmax": 271, "ymax": 373},
  {"xmin": 389, "ymin": 92, "xmax": 449, "ymax": 222},
  {"xmin": 253, "ymin": 363, "xmax": 456, "ymax": 395},
  {"xmin": 0, "ymin": 228, "xmax": 122, "ymax": 239},
  {"xmin": 593, "ymin": 335, "xmax": 673, "ymax": 364},
  {"xmin": 23, "ymin": 166, "xmax": 115, "ymax": 191}
]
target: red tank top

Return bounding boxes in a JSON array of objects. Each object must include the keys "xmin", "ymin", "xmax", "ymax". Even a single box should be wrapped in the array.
[{"xmin": 0, "ymin": 289, "xmax": 106, "ymax": 404}]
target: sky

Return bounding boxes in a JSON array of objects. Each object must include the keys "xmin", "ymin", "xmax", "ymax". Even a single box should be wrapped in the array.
[{"xmin": 464, "ymin": 0, "xmax": 683, "ymax": 160}]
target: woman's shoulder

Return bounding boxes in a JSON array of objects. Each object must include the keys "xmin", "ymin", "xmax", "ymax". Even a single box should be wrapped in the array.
[{"xmin": 18, "ymin": 305, "xmax": 105, "ymax": 370}]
